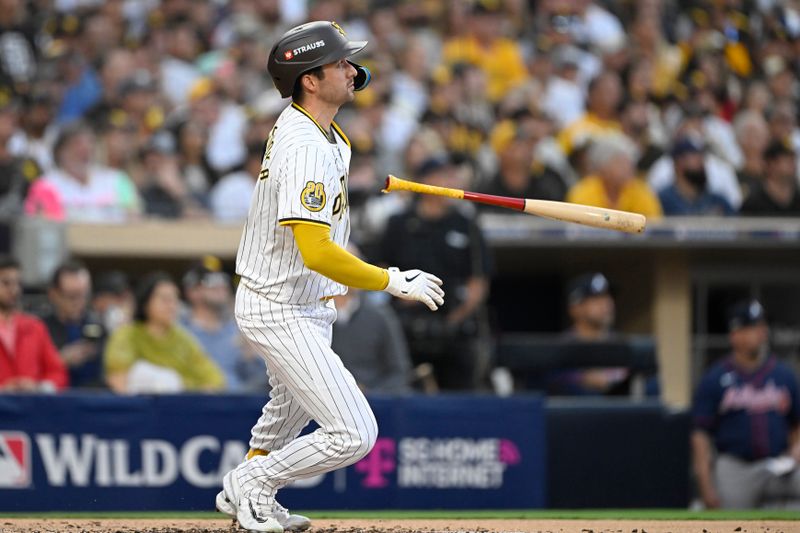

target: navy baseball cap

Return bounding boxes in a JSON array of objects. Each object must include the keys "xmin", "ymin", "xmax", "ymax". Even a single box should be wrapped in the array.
[
  {"xmin": 414, "ymin": 155, "xmax": 453, "ymax": 180},
  {"xmin": 671, "ymin": 135, "xmax": 705, "ymax": 158},
  {"xmin": 728, "ymin": 299, "xmax": 767, "ymax": 331},
  {"xmin": 567, "ymin": 272, "xmax": 611, "ymax": 305}
]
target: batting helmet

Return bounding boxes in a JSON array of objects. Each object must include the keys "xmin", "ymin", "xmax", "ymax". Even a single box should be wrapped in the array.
[{"xmin": 267, "ymin": 21, "xmax": 371, "ymax": 99}]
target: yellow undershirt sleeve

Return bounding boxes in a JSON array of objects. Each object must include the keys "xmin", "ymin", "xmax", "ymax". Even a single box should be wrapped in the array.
[{"xmin": 290, "ymin": 222, "xmax": 389, "ymax": 291}]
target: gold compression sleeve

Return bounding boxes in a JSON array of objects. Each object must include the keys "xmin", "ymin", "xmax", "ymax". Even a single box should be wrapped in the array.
[{"xmin": 290, "ymin": 222, "xmax": 389, "ymax": 291}]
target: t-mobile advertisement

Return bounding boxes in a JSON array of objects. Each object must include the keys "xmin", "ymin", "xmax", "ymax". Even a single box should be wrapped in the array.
[{"xmin": 0, "ymin": 394, "xmax": 544, "ymax": 511}]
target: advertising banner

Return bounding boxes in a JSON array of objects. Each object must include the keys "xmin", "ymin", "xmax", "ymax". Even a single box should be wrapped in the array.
[{"xmin": 0, "ymin": 394, "xmax": 545, "ymax": 511}]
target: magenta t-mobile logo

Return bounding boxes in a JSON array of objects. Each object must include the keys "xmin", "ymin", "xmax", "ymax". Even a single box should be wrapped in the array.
[
  {"xmin": 354, "ymin": 437, "xmax": 396, "ymax": 488},
  {"xmin": 498, "ymin": 439, "xmax": 521, "ymax": 465}
]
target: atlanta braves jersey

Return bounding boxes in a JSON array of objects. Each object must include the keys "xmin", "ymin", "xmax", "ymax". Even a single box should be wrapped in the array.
[
  {"xmin": 693, "ymin": 355, "xmax": 800, "ymax": 460},
  {"xmin": 236, "ymin": 102, "xmax": 352, "ymax": 303}
]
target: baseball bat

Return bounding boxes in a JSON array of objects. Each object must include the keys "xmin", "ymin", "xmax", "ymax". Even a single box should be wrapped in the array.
[{"xmin": 383, "ymin": 175, "xmax": 646, "ymax": 234}]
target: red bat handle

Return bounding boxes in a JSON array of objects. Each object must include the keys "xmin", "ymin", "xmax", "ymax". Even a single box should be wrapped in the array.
[{"xmin": 463, "ymin": 191, "xmax": 526, "ymax": 210}]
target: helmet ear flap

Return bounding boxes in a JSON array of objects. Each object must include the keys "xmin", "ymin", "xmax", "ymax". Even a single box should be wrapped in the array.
[{"xmin": 348, "ymin": 61, "xmax": 371, "ymax": 91}]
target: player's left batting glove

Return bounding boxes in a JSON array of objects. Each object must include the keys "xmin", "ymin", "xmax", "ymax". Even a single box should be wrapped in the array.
[{"xmin": 384, "ymin": 267, "xmax": 445, "ymax": 311}]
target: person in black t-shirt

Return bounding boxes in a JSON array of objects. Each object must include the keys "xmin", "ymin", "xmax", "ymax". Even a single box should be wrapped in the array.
[
  {"xmin": 379, "ymin": 156, "xmax": 492, "ymax": 390},
  {"xmin": 741, "ymin": 140, "xmax": 800, "ymax": 216},
  {"xmin": 40, "ymin": 260, "xmax": 106, "ymax": 389}
]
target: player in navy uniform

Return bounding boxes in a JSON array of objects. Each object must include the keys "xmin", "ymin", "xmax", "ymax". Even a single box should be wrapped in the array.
[{"xmin": 692, "ymin": 299, "xmax": 800, "ymax": 509}]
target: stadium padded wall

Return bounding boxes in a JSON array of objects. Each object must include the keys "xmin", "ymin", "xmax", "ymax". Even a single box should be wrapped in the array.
[{"xmin": 0, "ymin": 394, "xmax": 688, "ymax": 510}]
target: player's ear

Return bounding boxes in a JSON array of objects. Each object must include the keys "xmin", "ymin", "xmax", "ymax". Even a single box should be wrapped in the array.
[{"xmin": 300, "ymin": 72, "xmax": 319, "ymax": 95}]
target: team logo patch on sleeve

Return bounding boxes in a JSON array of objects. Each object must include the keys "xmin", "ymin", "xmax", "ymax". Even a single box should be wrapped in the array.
[{"xmin": 300, "ymin": 181, "xmax": 327, "ymax": 212}]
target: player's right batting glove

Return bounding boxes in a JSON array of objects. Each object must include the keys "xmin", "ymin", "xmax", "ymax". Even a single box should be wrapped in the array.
[{"xmin": 384, "ymin": 267, "xmax": 445, "ymax": 311}]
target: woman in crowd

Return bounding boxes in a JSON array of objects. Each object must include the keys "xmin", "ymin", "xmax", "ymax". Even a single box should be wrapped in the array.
[{"xmin": 104, "ymin": 271, "xmax": 225, "ymax": 393}]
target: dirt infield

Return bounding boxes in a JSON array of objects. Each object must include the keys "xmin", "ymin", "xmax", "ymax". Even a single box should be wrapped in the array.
[{"xmin": 0, "ymin": 518, "xmax": 797, "ymax": 533}]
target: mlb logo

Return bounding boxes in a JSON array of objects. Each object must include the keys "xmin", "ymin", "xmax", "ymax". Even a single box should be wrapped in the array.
[
  {"xmin": 0, "ymin": 432, "xmax": 31, "ymax": 488},
  {"xmin": 284, "ymin": 50, "xmax": 294, "ymax": 60}
]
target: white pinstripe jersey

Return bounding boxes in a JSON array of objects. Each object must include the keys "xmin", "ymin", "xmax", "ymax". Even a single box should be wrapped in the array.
[{"xmin": 235, "ymin": 102, "xmax": 351, "ymax": 304}]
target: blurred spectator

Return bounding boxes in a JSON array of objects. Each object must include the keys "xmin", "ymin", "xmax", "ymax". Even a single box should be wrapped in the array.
[
  {"xmin": 217, "ymin": 12, "xmax": 282, "ymax": 103},
  {"xmin": 104, "ymin": 271, "xmax": 225, "ymax": 394},
  {"xmin": 243, "ymin": 93, "xmax": 283, "ymax": 150},
  {"xmin": 692, "ymin": 299, "xmax": 800, "ymax": 509},
  {"xmin": 159, "ymin": 17, "xmax": 203, "ymax": 106},
  {"xmin": 41, "ymin": 259, "xmax": 105, "ymax": 389},
  {"xmin": 482, "ymin": 125, "xmax": 566, "ymax": 204},
  {"xmin": 764, "ymin": 55, "xmax": 796, "ymax": 103},
  {"xmin": 0, "ymin": 255, "xmax": 67, "ymax": 392},
  {"xmin": 84, "ymin": 49, "xmax": 137, "ymax": 129},
  {"xmin": 573, "ymin": 1, "xmax": 626, "ymax": 55},
  {"xmin": 567, "ymin": 134, "xmax": 663, "ymax": 218},
  {"xmin": 9, "ymin": 89, "xmax": 58, "ymax": 172},
  {"xmin": 332, "ymin": 288, "xmax": 412, "ymax": 393},
  {"xmin": 97, "ymin": 110, "xmax": 140, "ymax": 181},
  {"xmin": 91, "ymin": 270, "xmax": 133, "ymax": 333},
  {"xmin": 181, "ymin": 258, "xmax": 267, "ymax": 393},
  {"xmin": 391, "ymin": 36, "xmax": 431, "ymax": 122},
  {"xmin": 690, "ymin": 86, "xmax": 744, "ymax": 171},
  {"xmin": 658, "ymin": 136, "xmax": 735, "ymax": 216},
  {"xmin": 176, "ymin": 118, "xmax": 215, "ymax": 200},
  {"xmin": 0, "ymin": 0, "xmax": 38, "ymax": 95},
  {"xmin": 542, "ymin": 46, "xmax": 585, "ymax": 129},
  {"xmin": 139, "ymin": 130, "xmax": 206, "ymax": 219},
  {"xmin": 26, "ymin": 122, "xmax": 140, "ymax": 222},
  {"xmin": 488, "ymin": 107, "xmax": 569, "ymax": 194},
  {"xmin": 56, "ymin": 52, "xmax": 102, "ymax": 125},
  {"xmin": 628, "ymin": 8, "xmax": 683, "ymax": 100},
  {"xmin": 210, "ymin": 141, "xmax": 262, "ymax": 223},
  {"xmin": 442, "ymin": 1, "xmax": 527, "ymax": 103},
  {"xmin": 765, "ymin": 100, "xmax": 800, "ymax": 158},
  {"xmin": 0, "ymin": 92, "xmax": 39, "ymax": 221},
  {"xmin": 188, "ymin": 77, "xmax": 247, "ymax": 175},
  {"xmin": 332, "ymin": 246, "xmax": 413, "ymax": 394},
  {"xmin": 115, "ymin": 70, "xmax": 163, "ymax": 139},
  {"xmin": 619, "ymin": 99, "xmax": 666, "ymax": 174},
  {"xmin": 741, "ymin": 140, "xmax": 800, "ymax": 216},
  {"xmin": 742, "ymin": 81, "xmax": 772, "ymax": 116},
  {"xmin": 648, "ymin": 107, "xmax": 743, "ymax": 210},
  {"xmin": 734, "ymin": 110, "xmax": 770, "ymax": 197},
  {"xmin": 558, "ymin": 71, "xmax": 623, "ymax": 157},
  {"xmin": 379, "ymin": 156, "xmax": 491, "ymax": 390},
  {"xmin": 546, "ymin": 272, "xmax": 629, "ymax": 396}
]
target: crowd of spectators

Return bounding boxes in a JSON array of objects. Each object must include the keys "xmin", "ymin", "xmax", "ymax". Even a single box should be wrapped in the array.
[
  {"xmin": 1, "ymin": 0, "xmax": 799, "ymax": 228},
  {"xmin": 0, "ymin": 254, "xmax": 271, "ymax": 393}
]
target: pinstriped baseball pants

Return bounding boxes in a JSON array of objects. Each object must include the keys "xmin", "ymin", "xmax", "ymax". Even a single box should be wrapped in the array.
[{"xmin": 232, "ymin": 284, "xmax": 378, "ymax": 503}]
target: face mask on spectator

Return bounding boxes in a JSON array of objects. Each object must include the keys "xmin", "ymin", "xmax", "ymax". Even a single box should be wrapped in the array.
[{"xmin": 684, "ymin": 168, "xmax": 707, "ymax": 191}]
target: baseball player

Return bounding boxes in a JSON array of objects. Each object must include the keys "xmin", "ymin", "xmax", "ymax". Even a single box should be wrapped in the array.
[
  {"xmin": 692, "ymin": 299, "xmax": 800, "ymax": 509},
  {"xmin": 215, "ymin": 21, "xmax": 444, "ymax": 533}
]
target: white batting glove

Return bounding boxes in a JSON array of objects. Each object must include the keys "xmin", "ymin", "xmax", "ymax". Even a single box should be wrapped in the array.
[{"xmin": 384, "ymin": 267, "xmax": 445, "ymax": 311}]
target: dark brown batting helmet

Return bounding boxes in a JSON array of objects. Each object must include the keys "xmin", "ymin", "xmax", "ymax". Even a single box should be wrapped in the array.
[{"xmin": 267, "ymin": 21, "xmax": 371, "ymax": 98}]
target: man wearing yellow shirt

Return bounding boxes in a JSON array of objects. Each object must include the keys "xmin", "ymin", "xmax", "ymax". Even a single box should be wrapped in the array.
[
  {"xmin": 567, "ymin": 135, "xmax": 663, "ymax": 219},
  {"xmin": 442, "ymin": 1, "xmax": 527, "ymax": 103}
]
